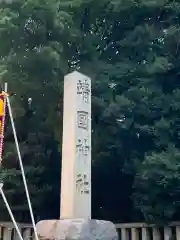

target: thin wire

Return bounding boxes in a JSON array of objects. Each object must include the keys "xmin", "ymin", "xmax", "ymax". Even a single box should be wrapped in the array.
[
  {"xmin": 6, "ymin": 97, "xmax": 39, "ymax": 240},
  {"xmin": 0, "ymin": 183, "xmax": 24, "ymax": 240}
]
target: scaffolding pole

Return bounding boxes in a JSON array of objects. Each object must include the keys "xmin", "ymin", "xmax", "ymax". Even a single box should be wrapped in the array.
[{"xmin": 6, "ymin": 93, "xmax": 39, "ymax": 240}]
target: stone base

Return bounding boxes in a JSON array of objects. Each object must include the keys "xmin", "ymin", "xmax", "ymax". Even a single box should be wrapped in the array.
[{"xmin": 36, "ymin": 219, "xmax": 118, "ymax": 240}]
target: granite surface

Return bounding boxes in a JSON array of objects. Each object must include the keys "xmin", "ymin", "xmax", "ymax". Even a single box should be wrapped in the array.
[{"xmin": 36, "ymin": 219, "xmax": 118, "ymax": 240}]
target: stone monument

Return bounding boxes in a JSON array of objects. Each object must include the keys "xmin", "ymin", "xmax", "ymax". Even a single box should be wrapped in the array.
[
  {"xmin": 36, "ymin": 71, "xmax": 118, "ymax": 240},
  {"xmin": 60, "ymin": 70, "xmax": 91, "ymax": 219}
]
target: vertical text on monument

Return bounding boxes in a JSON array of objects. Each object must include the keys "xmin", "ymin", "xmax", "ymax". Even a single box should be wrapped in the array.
[
  {"xmin": 76, "ymin": 173, "xmax": 90, "ymax": 194},
  {"xmin": 75, "ymin": 73, "xmax": 91, "ymax": 206},
  {"xmin": 76, "ymin": 138, "xmax": 90, "ymax": 156},
  {"xmin": 77, "ymin": 111, "xmax": 88, "ymax": 130},
  {"xmin": 60, "ymin": 71, "xmax": 91, "ymax": 219},
  {"xmin": 77, "ymin": 78, "xmax": 90, "ymax": 104}
]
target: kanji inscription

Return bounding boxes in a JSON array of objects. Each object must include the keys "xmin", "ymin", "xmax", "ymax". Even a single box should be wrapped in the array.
[
  {"xmin": 76, "ymin": 138, "xmax": 90, "ymax": 156},
  {"xmin": 77, "ymin": 111, "xmax": 88, "ymax": 130},
  {"xmin": 76, "ymin": 173, "xmax": 90, "ymax": 194},
  {"xmin": 77, "ymin": 78, "xmax": 90, "ymax": 103}
]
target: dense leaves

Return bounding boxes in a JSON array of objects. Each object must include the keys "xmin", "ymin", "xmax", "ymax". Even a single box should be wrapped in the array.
[
  {"xmin": 0, "ymin": 0, "xmax": 179, "ymax": 224},
  {"xmin": 133, "ymin": 146, "xmax": 180, "ymax": 224}
]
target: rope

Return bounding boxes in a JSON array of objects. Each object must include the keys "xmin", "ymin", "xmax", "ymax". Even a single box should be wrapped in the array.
[
  {"xmin": 0, "ymin": 84, "xmax": 38, "ymax": 240},
  {"xmin": 0, "ymin": 84, "xmax": 24, "ymax": 240},
  {"xmin": 6, "ymin": 96, "xmax": 39, "ymax": 240},
  {"xmin": 0, "ymin": 83, "xmax": 8, "ymax": 163},
  {"xmin": 0, "ymin": 184, "xmax": 24, "ymax": 240}
]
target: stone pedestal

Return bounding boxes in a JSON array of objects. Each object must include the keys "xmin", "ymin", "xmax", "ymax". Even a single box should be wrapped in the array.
[{"xmin": 36, "ymin": 219, "xmax": 118, "ymax": 240}]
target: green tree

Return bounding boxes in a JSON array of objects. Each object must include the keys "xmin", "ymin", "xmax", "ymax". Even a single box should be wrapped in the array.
[
  {"xmin": 65, "ymin": 0, "xmax": 180, "ymax": 223},
  {"xmin": 133, "ymin": 146, "xmax": 180, "ymax": 224},
  {"xmin": 0, "ymin": 0, "xmax": 73, "ymax": 221},
  {"xmin": 1, "ymin": 0, "xmax": 180, "ymax": 224}
]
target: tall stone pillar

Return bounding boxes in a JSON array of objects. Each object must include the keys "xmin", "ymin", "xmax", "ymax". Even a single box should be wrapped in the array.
[
  {"xmin": 36, "ymin": 71, "xmax": 118, "ymax": 240},
  {"xmin": 60, "ymin": 71, "xmax": 91, "ymax": 219}
]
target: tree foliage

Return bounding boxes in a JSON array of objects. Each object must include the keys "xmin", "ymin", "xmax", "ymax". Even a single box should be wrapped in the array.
[{"xmin": 0, "ymin": 0, "xmax": 179, "ymax": 224}]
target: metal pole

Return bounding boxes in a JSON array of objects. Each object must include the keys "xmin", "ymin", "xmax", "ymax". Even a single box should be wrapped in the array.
[
  {"xmin": 0, "ymin": 183, "xmax": 24, "ymax": 240},
  {"xmin": 6, "ymin": 97, "xmax": 39, "ymax": 240}
]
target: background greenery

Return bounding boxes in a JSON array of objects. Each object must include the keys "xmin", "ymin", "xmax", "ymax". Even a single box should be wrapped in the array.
[{"xmin": 0, "ymin": 0, "xmax": 179, "ymax": 224}]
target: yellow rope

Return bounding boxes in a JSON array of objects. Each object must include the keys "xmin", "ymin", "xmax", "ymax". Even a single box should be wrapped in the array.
[{"xmin": 0, "ymin": 91, "xmax": 8, "ymax": 163}]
